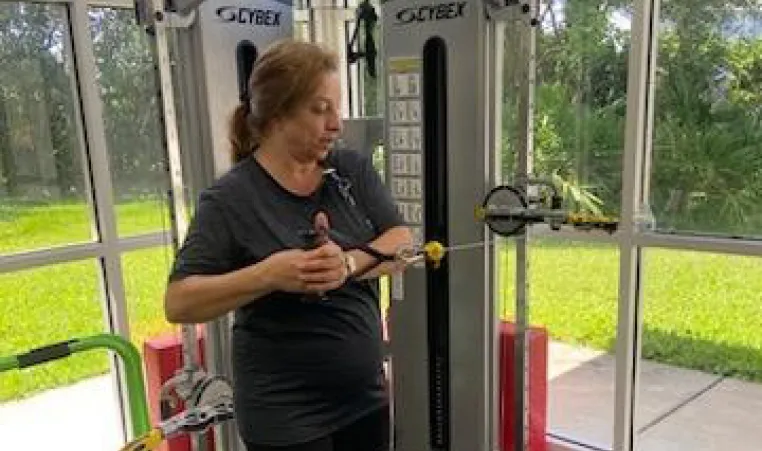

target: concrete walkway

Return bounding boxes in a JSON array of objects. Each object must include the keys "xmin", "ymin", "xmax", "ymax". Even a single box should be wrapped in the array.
[
  {"xmin": 0, "ymin": 374, "xmax": 124, "ymax": 450},
  {"xmin": 2, "ymin": 341, "xmax": 761, "ymax": 450},
  {"xmin": 547, "ymin": 341, "xmax": 762, "ymax": 451}
]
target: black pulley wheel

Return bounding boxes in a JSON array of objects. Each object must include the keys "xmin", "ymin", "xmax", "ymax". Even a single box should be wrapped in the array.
[{"xmin": 481, "ymin": 185, "xmax": 528, "ymax": 236}]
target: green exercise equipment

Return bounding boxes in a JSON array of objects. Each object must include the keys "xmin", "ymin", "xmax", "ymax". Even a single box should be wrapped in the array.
[{"xmin": 0, "ymin": 333, "xmax": 150, "ymax": 438}]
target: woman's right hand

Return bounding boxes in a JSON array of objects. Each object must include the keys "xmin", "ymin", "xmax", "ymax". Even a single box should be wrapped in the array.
[{"xmin": 262, "ymin": 242, "xmax": 348, "ymax": 294}]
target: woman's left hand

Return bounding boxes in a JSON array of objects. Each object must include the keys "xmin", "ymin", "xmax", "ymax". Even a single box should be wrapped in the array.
[{"xmin": 297, "ymin": 240, "xmax": 348, "ymax": 292}]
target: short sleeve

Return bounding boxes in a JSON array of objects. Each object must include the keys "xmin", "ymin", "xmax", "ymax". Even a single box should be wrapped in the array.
[
  {"xmin": 168, "ymin": 191, "xmax": 236, "ymax": 282},
  {"xmin": 354, "ymin": 152, "xmax": 404, "ymax": 234}
]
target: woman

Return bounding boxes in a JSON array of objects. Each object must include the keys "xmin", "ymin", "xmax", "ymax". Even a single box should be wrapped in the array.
[{"xmin": 163, "ymin": 39, "xmax": 412, "ymax": 451}]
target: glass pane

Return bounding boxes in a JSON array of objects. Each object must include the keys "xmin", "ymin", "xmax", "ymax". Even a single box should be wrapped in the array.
[
  {"xmin": 649, "ymin": 3, "xmax": 762, "ymax": 237},
  {"xmin": 0, "ymin": 260, "xmax": 122, "ymax": 450},
  {"xmin": 122, "ymin": 245, "xmax": 178, "ymax": 354},
  {"xmin": 505, "ymin": 0, "xmax": 630, "ymax": 217},
  {"xmin": 500, "ymin": 2, "xmax": 631, "ymax": 447},
  {"xmin": 501, "ymin": 237, "xmax": 619, "ymax": 450},
  {"xmin": 0, "ymin": 3, "xmax": 93, "ymax": 255},
  {"xmin": 89, "ymin": 7, "xmax": 170, "ymax": 237},
  {"xmin": 637, "ymin": 249, "xmax": 762, "ymax": 450}
]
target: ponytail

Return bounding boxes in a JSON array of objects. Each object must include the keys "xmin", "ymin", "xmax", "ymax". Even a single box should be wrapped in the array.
[{"xmin": 228, "ymin": 102, "xmax": 257, "ymax": 164}]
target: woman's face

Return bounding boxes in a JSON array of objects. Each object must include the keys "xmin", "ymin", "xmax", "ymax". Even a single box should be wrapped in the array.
[{"xmin": 276, "ymin": 71, "xmax": 343, "ymax": 163}]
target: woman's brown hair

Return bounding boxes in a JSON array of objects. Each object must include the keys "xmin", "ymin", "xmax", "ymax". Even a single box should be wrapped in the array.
[{"xmin": 228, "ymin": 39, "xmax": 339, "ymax": 163}]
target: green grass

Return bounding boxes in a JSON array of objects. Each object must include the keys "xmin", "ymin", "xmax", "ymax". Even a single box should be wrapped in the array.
[
  {"xmin": 0, "ymin": 199, "xmax": 177, "ymax": 402},
  {"xmin": 498, "ymin": 239, "xmax": 762, "ymax": 380},
  {"xmin": 1, "ymin": 201, "xmax": 761, "ymax": 402},
  {"xmin": 0, "ymin": 259, "xmax": 107, "ymax": 402},
  {"xmin": 0, "ymin": 246, "xmax": 179, "ymax": 402},
  {"xmin": 0, "ymin": 198, "xmax": 171, "ymax": 255}
]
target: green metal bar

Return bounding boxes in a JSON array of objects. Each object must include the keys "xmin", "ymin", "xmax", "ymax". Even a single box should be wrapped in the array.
[
  {"xmin": 0, "ymin": 355, "xmax": 19, "ymax": 372},
  {"xmin": 0, "ymin": 334, "xmax": 150, "ymax": 438},
  {"xmin": 68, "ymin": 334, "xmax": 150, "ymax": 437}
]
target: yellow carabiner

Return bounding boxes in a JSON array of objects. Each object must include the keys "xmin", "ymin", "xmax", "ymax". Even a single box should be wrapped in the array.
[{"xmin": 423, "ymin": 241, "xmax": 446, "ymax": 268}]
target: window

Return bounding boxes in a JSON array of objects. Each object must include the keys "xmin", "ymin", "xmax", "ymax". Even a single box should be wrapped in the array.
[
  {"xmin": 0, "ymin": 3, "xmax": 93, "ymax": 255},
  {"xmin": 0, "ymin": 259, "xmax": 108, "ymax": 401},
  {"xmin": 89, "ymin": 7, "xmax": 170, "ymax": 238},
  {"xmin": 505, "ymin": 0, "xmax": 630, "ymax": 221},
  {"xmin": 648, "ymin": 3, "xmax": 762, "ymax": 238},
  {"xmin": 636, "ymin": 248, "xmax": 762, "ymax": 449}
]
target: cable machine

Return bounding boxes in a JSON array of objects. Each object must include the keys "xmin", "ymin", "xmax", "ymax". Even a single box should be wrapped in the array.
[
  {"xmin": 380, "ymin": 2, "xmax": 514, "ymax": 450},
  {"xmin": 129, "ymin": 1, "xmax": 618, "ymax": 450},
  {"xmin": 380, "ymin": 2, "xmax": 615, "ymax": 450},
  {"xmin": 134, "ymin": 1, "xmax": 295, "ymax": 449}
]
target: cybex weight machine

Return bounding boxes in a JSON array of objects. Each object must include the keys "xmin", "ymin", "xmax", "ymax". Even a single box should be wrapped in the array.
[
  {"xmin": 129, "ymin": 1, "xmax": 618, "ymax": 450},
  {"xmin": 380, "ymin": 3, "xmax": 616, "ymax": 451}
]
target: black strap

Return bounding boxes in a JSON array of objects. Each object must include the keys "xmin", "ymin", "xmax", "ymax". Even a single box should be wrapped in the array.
[
  {"xmin": 352, "ymin": 242, "xmax": 396, "ymax": 262},
  {"xmin": 347, "ymin": 0, "xmax": 378, "ymax": 78},
  {"xmin": 351, "ymin": 258, "xmax": 383, "ymax": 280},
  {"xmin": 325, "ymin": 229, "xmax": 395, "ymax": 262},
  {"xmin": 301, "ymin": 228, "xmax": 394, "ymax": 279}
]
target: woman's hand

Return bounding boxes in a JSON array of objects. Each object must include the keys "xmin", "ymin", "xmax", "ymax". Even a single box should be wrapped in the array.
[
  {"xmin": 163, "ymin": 241, "xmax": 348, "ymax": 323},
  {"xmin": 262, "ymin": 241, "xmax": 348, "ymax": 294},
  {"xmin": 299, "ymin": 241, "xmax": 349, "ymax": 292}
]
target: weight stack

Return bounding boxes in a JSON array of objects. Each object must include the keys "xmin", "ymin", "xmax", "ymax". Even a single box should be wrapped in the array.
[
  {"xmin": 499, "ymin": 321, "xmax": 548, "ymax": 451},
  {"xmin": 143, "ymin": 328, "xmax": 215, "ymax": 451}
]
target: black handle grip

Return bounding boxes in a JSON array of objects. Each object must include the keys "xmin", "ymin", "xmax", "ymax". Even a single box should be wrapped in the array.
[
  {"xmin": 236, "ymin": 40, "xmax": 258, "ymax": 102},
  {"xmin": 17, "ymin": 339, "xmax": 76, "ymax": 369}
]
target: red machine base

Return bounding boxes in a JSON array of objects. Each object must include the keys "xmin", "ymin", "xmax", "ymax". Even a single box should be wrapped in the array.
[
  {"xmin": 500, "ymin": 321, "xmax": 548, "ymax": 451},
  {"xmin": 143, "ymin": 329, "xmax": 215, "ymax": 451}
]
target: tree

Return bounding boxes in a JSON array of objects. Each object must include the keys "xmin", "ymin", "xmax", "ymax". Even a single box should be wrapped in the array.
[
  {"xmin": 0, "ymin": 3, "xmax": 81, "ymax": 200},
  {"xmin": 501, "ymin": 0, "xmax": 762, "ymax": 233},
  {"xmin": 0, "ymin": 5, "xmax": 166, "ymax": 203},
  {"xmin": 90, "ymin": 8, "xmax": 166, "ymax": 201}
]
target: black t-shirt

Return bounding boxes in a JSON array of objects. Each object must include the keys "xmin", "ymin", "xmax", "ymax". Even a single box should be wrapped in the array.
[{"xmin": 168, "ymin": 149, "xmax": 403, "ymax": 446}]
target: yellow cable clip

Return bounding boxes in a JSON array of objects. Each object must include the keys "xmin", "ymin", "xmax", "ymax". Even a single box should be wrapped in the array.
[
  {"xmin": 423, "ymin": 241, "xmax": 446, "ymax": 268},
  {"xmin": 474, "ymin": 206, "xmax": 486, "ymax": 221}
]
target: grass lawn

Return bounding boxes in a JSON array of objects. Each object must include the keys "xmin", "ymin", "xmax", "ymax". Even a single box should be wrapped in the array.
[
  {"xmin": 1, "ymin": 201, "xmax": 761, "ymax": 402},
  {"xmin": 0, "ymin": 198, "xmax": 170, "ymax": 255},
  {"xmin": 498, "ymin": 239, "xmax": 762, "ymax": 379}
]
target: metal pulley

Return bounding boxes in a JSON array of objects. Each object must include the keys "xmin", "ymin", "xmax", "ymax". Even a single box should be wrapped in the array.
[
  {"xmin": 475, "ymin": 183, "xmax": 619, "ymax": 236},
  {"xmin": 119, "ymin": 397, "xmax": 235, "ymax": 451},
  {"xmin": 123, "ymin": 370, "xmax": 234, "ymax": 451},
  {"xmin": 392, "ymin": 180, "xmax": 618, "ymax": 270},
  {"xmin": 160, "ymin": 369, "xmax": 234, "ymax": 418},
  {"xmin": 477, "ymin": 185, "xmax": 531, "ymax": 236}
]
